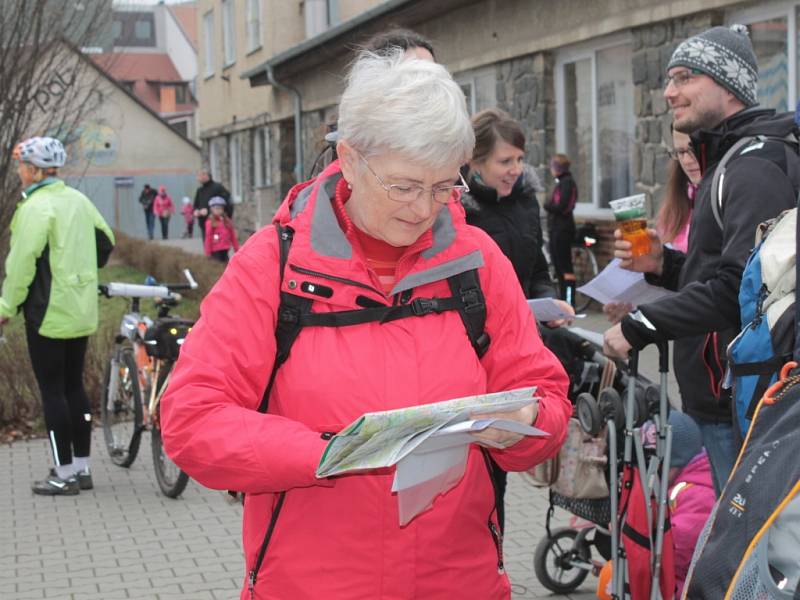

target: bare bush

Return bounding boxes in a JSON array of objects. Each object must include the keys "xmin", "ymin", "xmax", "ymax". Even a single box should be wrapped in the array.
[{"xmin": 0, "ymin": 0, "xmax": 113, "ymax": 236}]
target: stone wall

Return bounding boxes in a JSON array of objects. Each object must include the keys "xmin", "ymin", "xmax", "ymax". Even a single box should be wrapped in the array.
[
  {"xmin": 631, "ymin": 10, "xmax": 723, "ymax": 217},
  {"xmin": 496, "ymin": 52, "xmax": 556, "ymax": 188}
]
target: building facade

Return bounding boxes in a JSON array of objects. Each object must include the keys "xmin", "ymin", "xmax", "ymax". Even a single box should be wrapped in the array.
[
  {"xmin": 91, "ymin": 2, "xmax": 200, "ymax": 141},
  {"xmin": 197, "ymin": 0, "xmax": 799, "ymax": 253}
]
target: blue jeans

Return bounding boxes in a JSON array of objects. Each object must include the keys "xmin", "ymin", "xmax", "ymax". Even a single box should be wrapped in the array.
[
  {"xmin": 144, "ymin": 210, "xmax": 155, "ymax": 240},
  {"xmin": 691, "ymin": 417, "xmax": 738, "ymax": 497}
]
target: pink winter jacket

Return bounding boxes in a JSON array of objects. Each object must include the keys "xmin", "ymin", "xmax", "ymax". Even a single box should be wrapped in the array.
[
  {"xmin": 153, "ymin": 193, "xmax": 175, "ymax": 217},
  {"xmin": 161, "ymin": 161, "xmax": 571, "ymax": 600},
  {"xmin": 204, "ymin": 217, "xmax": 239, "ymax": 255},
  {"xmin": 670, "ymin": 451, "xmax": 715, "ymax": 598}
]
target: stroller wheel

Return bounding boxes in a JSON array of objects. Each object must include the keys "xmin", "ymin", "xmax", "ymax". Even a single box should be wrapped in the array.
[
  {"xmin": 533, "ymin": 527, "xmax": 591, "ymax": 593},
  {"xmin": 576, "ymin": 393, "xmax": 602, "ymax": 436},
  {"xmin": 598, "ymin": 388, "xmax": 624, "ymax": 431}
]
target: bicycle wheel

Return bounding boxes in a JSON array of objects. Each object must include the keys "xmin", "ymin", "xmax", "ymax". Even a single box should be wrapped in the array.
[
  {"xmin": 571, "ymin": 245, "xmax": 599, "ymax": 313},
  {"xmin": 533, "ymin": 527, "xmax": 591, "ymax": 593},
  {"xmin": 101, "ymin": 347, "xmax": 143, "ymax": 467},
  {"xmin": 151, "ymin": 362, "xmax": 189, "ymax": 498}
]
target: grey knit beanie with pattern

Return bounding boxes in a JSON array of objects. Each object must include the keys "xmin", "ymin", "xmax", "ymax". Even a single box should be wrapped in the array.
[{"xmin": 667, "ymin": 24, "xmax": 758, "ymax": 107}]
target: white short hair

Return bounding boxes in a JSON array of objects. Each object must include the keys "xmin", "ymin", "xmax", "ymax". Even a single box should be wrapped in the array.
[{"xmin": 337, "ymin": 50, "xmax": 475, "ymax": 169}]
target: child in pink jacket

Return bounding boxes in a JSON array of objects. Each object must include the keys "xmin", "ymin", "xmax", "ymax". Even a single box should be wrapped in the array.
[
  {"xmin": 180, "ymin": 197, "xmax": 194, "ymax": 238},
  {"xmin": 153, "ymin": 185, "xmax": 175, "ymax": 240},
  {"xmin": 666, "ymin": 412, "xmax": 716, "ymax": 598},
  {"xmin": 204, "ymin": 196, "xmax": 238, "ymax": 263}
]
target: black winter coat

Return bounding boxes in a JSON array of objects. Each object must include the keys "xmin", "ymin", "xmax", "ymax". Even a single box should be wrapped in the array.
[
  {"xmin": 622, "ymin": 107, "xmax": 800, "ymax": 422},
  {"xmin": 544, "ymin": 171, "xmax": 577, "ymax": 235},
  {"xmin": 461, "ymin": 165, "xmax": 555, "ymax": 299},
  {"xmin": 194, "ymin": 179, "xmax": 233, "ymax": 218}
]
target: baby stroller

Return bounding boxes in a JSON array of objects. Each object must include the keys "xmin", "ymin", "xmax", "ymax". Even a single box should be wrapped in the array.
[{"xmin": 532, "ymin": 328, "xmax": 674, "ymax": 598}]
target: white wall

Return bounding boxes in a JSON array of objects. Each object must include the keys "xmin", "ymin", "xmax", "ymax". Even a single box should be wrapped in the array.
[{"xmin": 164, "ymin": 7, "xmax": 198, "ymax": 82}]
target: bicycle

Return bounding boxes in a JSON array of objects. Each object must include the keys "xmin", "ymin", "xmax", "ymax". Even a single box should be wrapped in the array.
[
  {"xmin": 542, "ymin": 222, "xmax": 599, "ymax": 313},
  {"xmin": 99, "ymin": 269, "xmax": 197, "ymax": 498}
]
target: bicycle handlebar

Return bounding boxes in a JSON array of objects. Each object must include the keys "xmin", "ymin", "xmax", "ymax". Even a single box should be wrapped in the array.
[
  {"xmin": 103, "ymin": 282, "xmax": 172, "ymax": 298},
  {"xmin": 100, "ymin": 269, "xmax": 198, "ymax": 299}
]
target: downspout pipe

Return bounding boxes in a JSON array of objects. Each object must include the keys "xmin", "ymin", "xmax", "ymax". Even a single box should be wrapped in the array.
[{"xmin": 266, "ymin": 64, "xmax": 304, "ymax": 184}]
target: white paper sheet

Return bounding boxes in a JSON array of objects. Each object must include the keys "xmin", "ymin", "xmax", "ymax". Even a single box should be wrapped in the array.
[
  {"xmin": 527, "ymin": 298, "xmax": 585, "ymax": 322},
  {"xmin": 576, "ymin": 258, "xmax": 675, "ymax": 306},
  {"xmin": 390, "ymin": 418, "xmax": 548, "ymax": 525}
]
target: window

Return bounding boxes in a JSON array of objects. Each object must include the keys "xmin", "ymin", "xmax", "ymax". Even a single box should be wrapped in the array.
[
  {"xmin": 458, "ymin": 80, "xmax": 477, "ymax": 115},
  {"xmin": 252, "ymin": 127, "xmax": 272, "ymax": 187},
  {"xmin": 209, "ymin": 139, "xmax": 220, "ymax": 181},
  {"xmin": 305, "ymin": 0, "xmax": 338, "ymax": 38},
  {"xmin": 202, "ymin": 11, "xmax": 215, "ymax": 77},
  {"xmin": 229, "ymin": 135, "xmax": 242, "ymax": 203},
  {"xmin": 222, "ymin": 0, "xmax": 236, "ymax": 67},
  {"xmin": 111, "ymin": 20, "xmax": 122, "ymax": 41},
  {"xmin": 134, "ymin": 19, "xmax": 152, "ymax": 40},
  {"xmin": 174, "ymin": 84, "xmax": 188, "ymax": 105},
  {"xmin": 728, "ymin": 4, "xmax": 795, "ymax": 112},
  {"xmin": 556, "ymin": 37, "xmax": 634, "ymax": 212},
  {"xmin": 246, "ymin": 0, "xmax": 262, "ymax": 53}
]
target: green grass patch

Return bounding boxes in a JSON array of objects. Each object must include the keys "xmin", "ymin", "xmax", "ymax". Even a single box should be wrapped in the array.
[{"xmin": 0, "ymin": 257, "xmax": 207, "ymax": 439}]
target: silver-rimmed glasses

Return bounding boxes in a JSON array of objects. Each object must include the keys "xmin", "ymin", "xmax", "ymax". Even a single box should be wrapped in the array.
[{"xmin": 359, "ymin": 154, "xmax": 469, "ymax": 205}]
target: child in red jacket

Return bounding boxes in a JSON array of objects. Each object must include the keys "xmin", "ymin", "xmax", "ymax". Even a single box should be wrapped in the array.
[
  {"xmin": 204, "ymin": 196, "xmax": 238, "ymax": 263},
  {"xmin": 180, "ymin": 197, "xmax": 194, "ymax": 238}
]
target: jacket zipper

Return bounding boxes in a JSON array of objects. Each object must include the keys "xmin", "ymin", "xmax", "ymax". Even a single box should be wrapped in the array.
[
  {"xmin": 248, "ymin": 491, "xmax": 286, "ymax": 599},
  {"xmin": 289, "ymin": 264, "xmax": 383, "ymax": 296},
  {"xmin": 488, "ymin": 519, "xmax": 505, "ymax": 574}
]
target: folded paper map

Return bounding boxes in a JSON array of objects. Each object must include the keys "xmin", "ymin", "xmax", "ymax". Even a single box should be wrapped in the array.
[{"xmin": 315, "ymin": 387, "xmax": 548, "ymax": 524}]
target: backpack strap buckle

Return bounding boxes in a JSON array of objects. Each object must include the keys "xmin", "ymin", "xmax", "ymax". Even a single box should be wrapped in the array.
[
  {"xmin": 410, "ymin": 297, "xmax": 440, "ymax": 316},
  {"xmin": 460, "ymin": 286, "xmax": 485, "ymax": 313}
]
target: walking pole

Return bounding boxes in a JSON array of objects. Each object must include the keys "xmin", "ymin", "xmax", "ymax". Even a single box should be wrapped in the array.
[
  {"xmin": 608, "ymin": 418, "xmax": 623, "ymax": 600},
  {"xmin": 650, "ymin": 341, "xmax": 673, "ymax": 600},
  {"xmin": 650, "ymin": 424, "xmax": 673, "ymax": 600}
]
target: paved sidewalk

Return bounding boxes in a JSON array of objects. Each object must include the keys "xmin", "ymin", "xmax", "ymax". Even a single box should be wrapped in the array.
[{"xmin": 2, "ymin": 427, "xmax": 597, "ymax": 599}]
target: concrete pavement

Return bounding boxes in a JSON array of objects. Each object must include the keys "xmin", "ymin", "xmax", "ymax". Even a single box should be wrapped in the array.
[{"xmin": 2, "ymin": 312, "xmax": 677, "ymax": 599}]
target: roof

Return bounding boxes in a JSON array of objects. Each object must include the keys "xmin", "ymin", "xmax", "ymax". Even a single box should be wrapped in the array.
[
  {"xmin": 78, "ymin": 49, "xmax": 200, "ymax": 151},
  {"xmin": 241, "ymin": 0, "xmax": 472, "ymax": 85},
  {"xmin": 169, "ymin": 3, "xmax": 198, "ymax": 50},
  {"xmin": 92, "ymin": 52, "xmax": 185, "ymax": 84}
]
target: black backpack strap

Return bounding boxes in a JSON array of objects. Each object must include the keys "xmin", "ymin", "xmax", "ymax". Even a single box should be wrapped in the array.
[
  {"xmin": 711, "ymin": 133, "xmax": 800, "ymax": 230},
  {"xmin": 257, "ymin": 224, "xmax": 310, "ymax": 414},
  {"xmin": 448, "ymin": 269, "xmax": 490, "ymax": 358}
]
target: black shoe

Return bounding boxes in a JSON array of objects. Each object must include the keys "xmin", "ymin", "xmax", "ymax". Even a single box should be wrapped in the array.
[
  {"xmin": 33, "ymin": 472, "xmax": 79, "ymax": 496},
  {"xmin": 76, "ymin": 469, "xmax": 93, "ymax": 490},
  {"xmin": 49, "ymin": 467, "xmax": 93, "ymax": 490}
]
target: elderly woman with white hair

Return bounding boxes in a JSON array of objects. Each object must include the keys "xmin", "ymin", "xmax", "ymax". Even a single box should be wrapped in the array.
[{"xmin": 162, "ymin": 50, "xmax": 570, "ymax": 599}]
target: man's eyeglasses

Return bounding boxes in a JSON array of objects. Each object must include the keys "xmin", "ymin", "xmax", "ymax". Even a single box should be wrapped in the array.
[
  {"xmin": 667, "ymin": 148, "xmax": 695, "ymax": 160},
  {"xmin": 664, "ymin": 68, "xmax": 703, "ymax": 90},
  {"xmin": 359, "ymin": 154, "xmax": 469, "ymax": 205}
]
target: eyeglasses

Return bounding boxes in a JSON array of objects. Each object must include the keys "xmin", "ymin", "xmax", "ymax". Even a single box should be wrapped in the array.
[
  {"xmin": 667, "ymin": 148, "xmax": 695, "ymax": 160},
  {"xmin": 664, "ymin": 68, "xmax": 703, "ymax": 90},
  {"xmin": 359, "ymin": 154, "xmax": 469, "ymax": 205}
]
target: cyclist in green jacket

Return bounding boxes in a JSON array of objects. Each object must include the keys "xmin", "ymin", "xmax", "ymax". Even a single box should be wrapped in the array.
[{"xmin": 1, "ymin": 136, "xmax": 114, "ymax": 495}]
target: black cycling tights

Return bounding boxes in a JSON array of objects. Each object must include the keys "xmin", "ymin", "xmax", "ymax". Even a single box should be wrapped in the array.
[{"xmin": 26, "ymin": 326, "xmax": 91, "ymax": 467}]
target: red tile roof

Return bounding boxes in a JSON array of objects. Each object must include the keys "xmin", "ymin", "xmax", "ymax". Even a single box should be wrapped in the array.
[
  {"xmin": 92, "ymin": 53, "xmax": 184, "ymax": 84},
  {"xmin": 169, "ymin": 4, "xmax": 198, "ymax": 49}
]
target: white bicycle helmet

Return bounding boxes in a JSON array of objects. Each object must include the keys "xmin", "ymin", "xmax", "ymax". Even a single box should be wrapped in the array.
[{"xmin": 16, "ymin": 136, "xmax": 66, "ymax": 168}]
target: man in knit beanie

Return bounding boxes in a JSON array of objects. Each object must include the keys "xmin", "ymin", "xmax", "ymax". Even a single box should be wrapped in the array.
[{"xmin": 604, "ymin": 24, "xmax": 800, "ymax": 496}]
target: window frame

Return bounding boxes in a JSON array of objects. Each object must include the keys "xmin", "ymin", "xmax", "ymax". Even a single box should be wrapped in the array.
[
  {"xmin": 246, "ymin": 0, "xmax": 263, "ymax": 53},
  {"xmin": 209, "ymin": 139, "xmax": 220, "ymax": 183},
  {"xmin": 202, "ymin": 10, "xmax": 215, "ymax": 78},
  {"xmin": 727, "ymin": 1, "xmax": 798, "ymax": 111},
  {"xmin": 252, "ymin": 126, "xmax": 272, "ymax": 189},
  {"xmin": 229, "ymin": 134, "xmax": 243, "ymax": 203},
  {"xmin": 222, "ymin": 0, "xmax": 236, "ymax": 68},
  {"xmin": 555, "ymin": 32, "xmax": 633, "ymax": 218}
]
